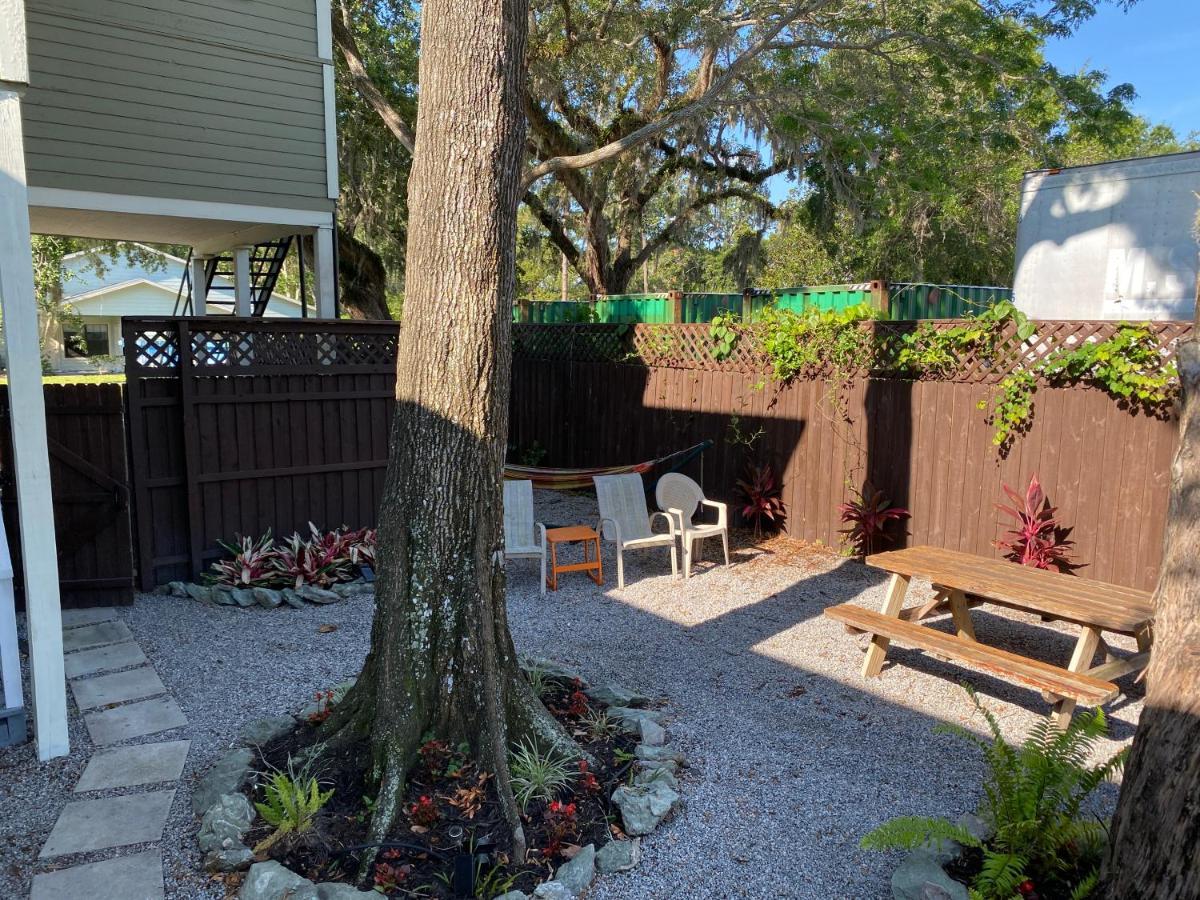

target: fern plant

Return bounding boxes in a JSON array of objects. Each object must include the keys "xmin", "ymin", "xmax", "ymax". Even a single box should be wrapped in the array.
[
  {"xmin": 253, "ymin": 755, "xmax": 334, "ymax": 853},
  {"xmin": 861, "ymin": 687, "xmax": 1125, "ymax": 900}
]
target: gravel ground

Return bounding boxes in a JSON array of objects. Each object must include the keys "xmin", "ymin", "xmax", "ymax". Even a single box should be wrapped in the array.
[{"xmin": 0, "ymin": 489, "xmax": 1140, "ymax": 899}]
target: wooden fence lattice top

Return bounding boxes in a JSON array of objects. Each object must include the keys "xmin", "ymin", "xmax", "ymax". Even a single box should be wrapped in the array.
[
  {"xmin": 123, "ymin": 317, "xmax": 1192, "ymax": 385},
  {"xmin": 512, "ymin": 320, "xmax": 1193, "ymax": 383}
]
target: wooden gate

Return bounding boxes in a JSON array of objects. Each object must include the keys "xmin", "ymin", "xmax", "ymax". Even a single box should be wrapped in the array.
[
  {"xmin": 122, "ymin": 317, "xmax": 400, "ymax": 588},
  {"xmin": 0, "ymin": 384, "xmax": 135, "ymax": 607}
]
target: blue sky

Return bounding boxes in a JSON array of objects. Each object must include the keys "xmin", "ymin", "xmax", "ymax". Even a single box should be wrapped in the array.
[{"xmin": 1044, "ymin": 0, "xmax": 1200, "ymax": 136}]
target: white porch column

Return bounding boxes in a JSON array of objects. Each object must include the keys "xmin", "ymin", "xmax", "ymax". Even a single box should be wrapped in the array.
[
  {"xmin": 190, "ymin": 253, "xmax": 209, "ymax": 316},
  {"xmin": 312, "ymin": 224, "xmax": 337, "ymax": 319},
  {"xmin": 232, "ymin": 245, "xmax": 252, "ymax": 316},
  {"xmin": 0, "ymin": 69, "xmax": 69, "ymax": 756}
]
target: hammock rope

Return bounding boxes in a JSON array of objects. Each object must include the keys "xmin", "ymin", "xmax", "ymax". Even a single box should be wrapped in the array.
[{"xmin": 503, "ymin": 440, "xmax": 712, "ymax": 491}]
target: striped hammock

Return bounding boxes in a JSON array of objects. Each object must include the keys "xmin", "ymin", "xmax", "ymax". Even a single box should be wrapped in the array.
[{"xmin": 503, "ymin": 440, "xmax": 712, "ymax": 491}]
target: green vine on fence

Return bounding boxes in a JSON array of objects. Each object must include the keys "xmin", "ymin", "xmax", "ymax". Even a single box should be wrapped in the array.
[{"xmin": 707, "ymin": 302, "xmax": 1179, "ymax": 453}]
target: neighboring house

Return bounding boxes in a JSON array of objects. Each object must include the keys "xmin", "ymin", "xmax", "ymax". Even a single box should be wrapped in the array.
[
  {"xmin": 1, "ymin": 0, "xmax": 340, "ymax": 761},
  {"xmin": 42, "ymin": 244, "xmax": 303, "ymax": 373},
  {"xmin": 1014, "ymin": 151, "xmax": 1200, "ymax": 321}
]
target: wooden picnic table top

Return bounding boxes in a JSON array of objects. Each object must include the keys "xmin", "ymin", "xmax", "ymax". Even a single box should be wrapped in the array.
[{"xmin": 866, "ymin": 546, "xmax": 1154, "ymax": 636}]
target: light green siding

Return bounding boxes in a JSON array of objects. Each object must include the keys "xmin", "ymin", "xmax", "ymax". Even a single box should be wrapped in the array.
[{"xmin": 22, "ymin": 0, "xmax": 333, "ymax": 212}]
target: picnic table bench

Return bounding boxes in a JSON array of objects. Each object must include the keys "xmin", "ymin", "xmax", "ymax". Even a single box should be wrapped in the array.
[{"xmin": 824, "ymin": 546, "xmax": 1154, "ymax": 725}]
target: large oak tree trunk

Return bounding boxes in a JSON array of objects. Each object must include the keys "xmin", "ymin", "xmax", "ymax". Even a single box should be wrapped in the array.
[
  {"xmin": 1100, "ymin": 320, "xmax": 1200, "ymax": 897},
  {"xmin": 322, "ymin": 0, "xmax": 572, "ymax": 863}
]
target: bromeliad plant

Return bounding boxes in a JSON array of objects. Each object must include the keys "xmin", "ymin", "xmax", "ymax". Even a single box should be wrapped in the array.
[
  {"xmin": 207, "ymin": 531, "xmax": 279, "ymax": 587},
  {"xmin": 994, "ymin": 475, "xmax": 1079, "ymax": 573},
  {"xmin": 838, "ymin": 483, "xmax": 910, "ymax": 556},
  {"xmin": 736, "ymin": 462, "xmax": 786, "ymax": 539},
  {"xmin": 861, "ymin": 687, "xmax": 1124, "ymax": 900}
]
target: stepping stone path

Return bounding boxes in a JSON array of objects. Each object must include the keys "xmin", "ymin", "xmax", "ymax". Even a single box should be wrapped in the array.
[{"xmin": 31, "ymin": 608, "xmax": 188, "ymax": 900}]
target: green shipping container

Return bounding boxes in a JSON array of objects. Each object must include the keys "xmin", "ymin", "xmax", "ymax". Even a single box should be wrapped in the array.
[{"xmin": 887, "ymin": 283, "xmax": 1012, "ymax": 319}]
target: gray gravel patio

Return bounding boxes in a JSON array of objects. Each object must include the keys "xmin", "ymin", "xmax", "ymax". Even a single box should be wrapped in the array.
[{"xmin": 0, "ymin": 489, "xmax": 1140, "ymax": 899}]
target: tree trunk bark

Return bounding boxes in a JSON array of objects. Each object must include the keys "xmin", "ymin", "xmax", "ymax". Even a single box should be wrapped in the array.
[
  {"xmin": 321, "ymin": 0, "xmax": 573, "ymax": 866},
  {"xmin": 336, "ymin": 228, "xmax": 392, "ymax": 320},
  {"xmin": 1100, "ymin": 316, "xmax": 1200, "ymax": 896}
]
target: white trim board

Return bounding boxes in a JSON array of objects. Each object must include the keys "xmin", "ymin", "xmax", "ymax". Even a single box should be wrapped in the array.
[
  {"xmin": 323, "ymin": 63, "xmax": 338, "ymax": 200},
  {"xmin": 28, "ymin": 187, "xmax": 335, "ymax": 228}
]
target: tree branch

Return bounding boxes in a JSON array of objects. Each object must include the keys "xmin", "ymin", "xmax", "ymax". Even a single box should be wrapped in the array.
[
  {"xmin": 522, "ymin": 191, "xmax": 581, "ymax": 268},
  {"xmin": 520, "ymin": 2, "xmax": 810, "ymax": 189},
  {"xmin": 332, "ymin": 11, "xmax": 416, "ymax": 154},
  {"xmin": 633, "ymin": 187, "xmax": 775, "ymax": 269}
]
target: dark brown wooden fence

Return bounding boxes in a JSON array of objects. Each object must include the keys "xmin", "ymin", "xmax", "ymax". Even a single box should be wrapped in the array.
[
  {"xmin": 509, "ymin": 322, "xmax": 1188, "ymax": 591},
  {"xmin": 123, "ymin": 317, "xmax": 399, "ymax": 587},
  {"xmin": 0, "ymin": 384, "xmax": 134, "ymax": 607}
]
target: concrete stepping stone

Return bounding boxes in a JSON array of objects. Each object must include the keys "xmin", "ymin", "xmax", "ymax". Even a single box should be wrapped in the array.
[
  {"xmin": 60, "ymin": 607, "xmax": 120, "ymax": 629},
  {"xmin": 31, "ymin": 849, "xmax": 164, "ymax": 900},
  {"xmin": 71, "ymin": 666, "xmax": 166, "ymax": 711},
  {"xmin": 39, "ymin": 790, "xmax": 175, "ymax": 857},
  {"xmin": 84, "ymin": 695, "xmax": 187, "ymax": 746},
  {"xmin": 62, "ymin": 619, "xmax": 134, "ymax": 653},
  {"xmin": 64, "ymin": 641, "xmax": 147, "ymax": 678},
  {"xmin": 75, "ymin": 740, "xmax": 190, "ymax": 792}
]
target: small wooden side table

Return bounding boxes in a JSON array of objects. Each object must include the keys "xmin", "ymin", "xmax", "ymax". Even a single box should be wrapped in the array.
[{"xmin": 545, "ymin": 525, "xmax": 603, "ymax": 591}]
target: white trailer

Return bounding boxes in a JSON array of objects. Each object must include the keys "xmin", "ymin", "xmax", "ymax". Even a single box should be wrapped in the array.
[{"xmin": 1013, "ymin": 151, "xmax": 1200, "ymax": 321}]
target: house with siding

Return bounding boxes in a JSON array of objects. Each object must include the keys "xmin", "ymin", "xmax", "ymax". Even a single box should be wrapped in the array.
[
  {"xmin": 0, "ymin": 0, "xmax": 340, "ymax": 764},
  {"xmin": 41, "ymin": 244, "xmax": 303, "ymax": 373}
]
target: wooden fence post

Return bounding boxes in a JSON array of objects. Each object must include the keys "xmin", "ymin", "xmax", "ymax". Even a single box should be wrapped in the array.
[
  {"xmin": 741, "ymin": 288, "xmax": 754, "ymax": 322},
  {"xmin": 870, "ymin": 279, "xmax": 889, "ymax": 315},
  {"xmin": 669, "ymin": 290, "xmax": 684, "ymax": 323},
  {"xmin": 516, "ymin": 298, "xmax": 530, "ymax": 323}
]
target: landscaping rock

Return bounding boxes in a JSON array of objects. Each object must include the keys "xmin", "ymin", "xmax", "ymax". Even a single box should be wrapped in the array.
[
  {"xmin": 204, "ymin": 847, "xmax": 254, "ymax": 873},
  {"xmin": 294, "ymin": 884, "xmax": 380, "ymax": 900},
  {"xmin": 891, "ymin": 850, "xmax": 969, "ymax": 900},
  {"xmin": 282, "ymin": 588, "xmax": 307, "ymax": 609},
  {"xmin": 494, "ymin": 893, "xmax": 529, "ymax": 900},
  {"xmin": 230, "ymin": 588, "xmax": 257, "ymax": 608},
  {"xmin": 585, "ymin": 682, "xmax": 650, "ymax": 708},
  {"xmin": 167, "ymin": 581, "xmax": 189, "ymax": 598},
  {"xmin": 532, "ymin": 882, "xmax": 573, "ymax": 900},
  {"xmin": 297, "ymin": 584, "xmax": 341, "ymax": 604},
  {"xmin": 611, "ymin": 780, "xmax": 680, "ymax": 836},
  {"xmin": 252, "ymin": 587, "xmax": 283, "ymax": 609},
  {"xmin": 606, "ymin": 706, "xmax": 663, "ymax": 734},
  {"xmin": 635, "ymin": 743, "xmax": 686, "ymax": 766},
  {"xmin": 633, "ymin": 765, "xmax": 678, "ymax": 791},
  {"xmin": 554, "ymin": 843, "xmax": 595, "ymax": 896},
  {"xmin": 956, "ymin": 812, "xmax": 991, "ymax": 843},
  {"xmin": 192, "ymin": 748, "xmax": 255, "ymax": 815},
  {"xmin": 184, "ymin": 583, "xmax": 215, "ymax": 605},
  {"xmin": 237, "ymin": 716, "xmax": 295, "ymax": 747},
  {"xmin": 239, "ymin": 861, "xmax": 313, "ymax": 900},
  {"xmin": 522, "ymin": 657, "xmax": 588, "ymax": 686},
  {"xmin": 595, "ymin": 839, "xmax": 640, "ymax": 875},
  {"xmin": 638, "ymin": 717, "xmax": 666, "ymax": 746},
  {"xmin": 636, "ymin": 758, "xmax": 679, "ymax": 777},
  {"xmin": 197, "ymin": 792, "xmax": 255, "ymax": 853}
]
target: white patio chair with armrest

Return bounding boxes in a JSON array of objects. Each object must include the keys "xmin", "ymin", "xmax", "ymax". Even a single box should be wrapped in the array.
[
  {"xmin": 503, "ymin": 479, "xmax": 547, "ymax": 596},
  {"xmin": 655, "ymin": 472, "xmax": 729, "ymax": 578},
  {"xmin": 593, "ymin": 473, "xmax": 678, "ymax": 589}
]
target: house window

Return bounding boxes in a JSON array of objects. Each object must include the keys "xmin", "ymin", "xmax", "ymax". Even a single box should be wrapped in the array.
[{"xmin": 63, "ymin": 324, "xmax": 110, "ymax": 358}]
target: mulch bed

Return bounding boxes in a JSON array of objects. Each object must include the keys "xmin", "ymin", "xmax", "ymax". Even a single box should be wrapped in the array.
[{"xmin": 245, "ymin": 677, "xmax": 640, "ymax": 898}]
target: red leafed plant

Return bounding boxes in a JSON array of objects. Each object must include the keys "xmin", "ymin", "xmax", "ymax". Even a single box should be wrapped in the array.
[
  {"xmin": 407, "ymin": 795, "xmax": 440, "ymax": 828},
  {"xmin": 576, "ymin": 759, "xmax": 599, "ymax": 793},
  {"xmin": 273, "ymin": 524, "xmax": 355, "ymax": 588},
  {"xmin": 994, "ymin": 474, "xmax": 1079, "ymax": 573},
  {"xmin": 542, "ymin": 800, "xmax": 578, "ymax": 858},
  {"xmin": 208, "ymin": 531, "xmax": 278, "ymax": 586},
  {"xmin": 567, "ymin": 679, "xmax": 589, "ymax": 718},
  {"xmin": 306, "ymin": 688, "xmax": 336, "ymax": 725},
  {"xmin": 838, "ymin": 483, "xmax": 910, "ymax": 557},
  {"xmin": 736, "ymin": 463, "xmax": 787, "ymax": 539},
  {"xmin": 350, "ymin": 527, "xmax": 376, "ymax": 569}
]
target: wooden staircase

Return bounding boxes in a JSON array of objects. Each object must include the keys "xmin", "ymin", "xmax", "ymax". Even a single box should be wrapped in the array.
[{"xmin": 174, "ymin": 238, "xmax": 294, "ymax": 316}]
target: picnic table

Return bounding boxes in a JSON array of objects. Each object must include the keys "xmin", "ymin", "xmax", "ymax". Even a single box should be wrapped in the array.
[{"xmin": 824, "ymin": 546, "xmax": 1154, "ymax": 725}]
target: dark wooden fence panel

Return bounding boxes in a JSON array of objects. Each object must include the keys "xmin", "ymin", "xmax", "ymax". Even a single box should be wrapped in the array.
[
  {"xmin": 123, "ymin": 317, "xmax": 399, "ymax": 587},
  {"xmin": 0, "ymin": 384, "xmax": 135, "ymax": 607},
  {"xmin": 509, "ymin": 356, "xmax": 1176, "ymax": 590}
]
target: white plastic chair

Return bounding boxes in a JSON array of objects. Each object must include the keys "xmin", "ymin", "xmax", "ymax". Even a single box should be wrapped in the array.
[
  {"xmin": 655, "ymin": 472, "xmax": 729, "ymax": 578},
  {"xmin": 594, "ymin": 473, "xmax": 678, "ymax": 589},
  {"xmin": 503, "ymin": 479, "xmax": 547, "ymax": 596}
]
